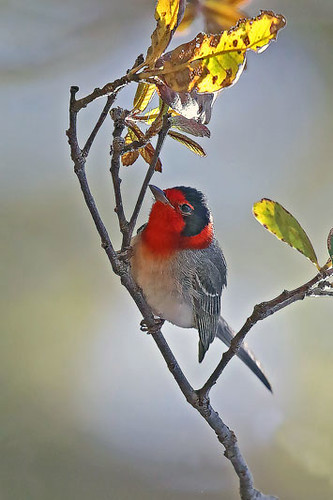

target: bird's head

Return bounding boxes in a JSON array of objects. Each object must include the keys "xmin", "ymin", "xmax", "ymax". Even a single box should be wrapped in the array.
[{"xmin": 141, "ymin": 185, "xmax": 214, "ymax": 257}]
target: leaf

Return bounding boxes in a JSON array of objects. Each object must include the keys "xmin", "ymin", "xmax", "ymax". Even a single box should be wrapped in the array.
[
  {"xmin": 176, "ymin": 2, "xmax": 197, "ymax": 33},
  {"xmin": 153, "ymin": 10, "xmax": 286, "ymax": 93},
  {"xmin": 203, "ymin": 0, "xmax": 249, "ymax": 33},
  {"xmin": 157, "ymin": 83, "xmax": 216, "ymax": 123},
  {"xmin": 127, "ymin": 124, "xmax": 162, "ymax": 172},
  {"xmin": 145, "ymin": 0, "xmax": 186, "ymax": 66},
  {"xmin": 140, "ymin": 143, "xmax": 163, "ymax": 172},
  {"xmin": 328, "ymin": 228, "xmax": 333, "ymax": 265},
  {"xmin": 133, "ymin": 83, "xmax": 156, "ymax": 112},
  {"xmin": 177, "ymin": 0, "xmax": 248, "ymax": 34},
  {"xmin": 168, "ymin": 130, "xmax": 206, "ymax": 156},
  {"xmin": 135, "ymin": 106, "xmax": 161, "ymax": 125},
  {"xmin": 121, "ymin": 132, "xmax": 140, "ymax": 166},
  {"xmin": 170, "ymin": 115, "xmax": 211, "ymax": 137},
  {"xmin": 253, "ymin": 199, "xmax": 319, "ymax": 268}
]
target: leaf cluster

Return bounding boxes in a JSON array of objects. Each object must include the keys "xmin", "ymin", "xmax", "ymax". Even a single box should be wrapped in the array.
[{"xmin": 121, "ymin": 0, "xmax": 285, "ymax": 169}]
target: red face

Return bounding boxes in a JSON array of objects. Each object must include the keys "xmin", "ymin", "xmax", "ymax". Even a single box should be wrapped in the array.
[{"xmin": 142, "ymin": 187, "xmax": 213, "ymax": 257}]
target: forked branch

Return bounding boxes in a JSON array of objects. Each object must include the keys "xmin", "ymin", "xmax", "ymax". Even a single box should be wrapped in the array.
[{"xmin": 67, "ymin": 80, "xmax": 331, "ymax": 499}]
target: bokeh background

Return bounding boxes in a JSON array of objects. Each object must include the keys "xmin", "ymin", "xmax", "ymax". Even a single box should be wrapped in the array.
[{"xmin": 1, "ymin": 0, "xmax": 333, "ymax": 498}]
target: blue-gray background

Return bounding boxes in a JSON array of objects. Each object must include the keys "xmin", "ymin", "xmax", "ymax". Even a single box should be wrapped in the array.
[{"xmin": 1, "ymin": 0, "xmax": 333, "ymax": 498}]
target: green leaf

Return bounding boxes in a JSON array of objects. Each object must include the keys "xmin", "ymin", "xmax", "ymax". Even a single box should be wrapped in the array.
[
  {"xmin": 328, "ymin": 228, "xmax": 333, "ymax": 265},
  {"xmin": 253, "ymin": 199, "xmax": 319, "ymax": 268}
]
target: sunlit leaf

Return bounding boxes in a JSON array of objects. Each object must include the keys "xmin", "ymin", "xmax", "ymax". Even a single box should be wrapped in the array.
[
  {"xmin": 145, "ymin": 0, "xmax": 186, "ymax": 66},
  {"xmin": 140, "ymin": 143, "xmax": 163, "ymax": 172},
  {"xmin": 328, "ymin": 228, "xmax": 333, "ymax": 265},
  {"xmin": 170, "ymin": 115, "xmax": 211, "ymax": 137},
  {"xmin": 177, "ymin": 0, "xmax": 249, "ymax": 34},
  {"xmin": 121, "ymin": 132, "xmax": 140, "ymax": 166},
  {"xmin": 204, "ymin": 0, "xmax": 249, "ymax": 33},
  {"xmin": 127, "ymin": 124, "xmax": 162, "ymax": 172},
  {"xmin": 135, "ymin": 106, "xmax": 161, "ymax": 125},
  {"xmin": 157, "ymin": 83, "xmax": 216, "ymax": 123},
  {"xmin": 168, "ymin": 130, "xmax": 206, "ymax": 156},
  {"xmin": 149, "ymin": 10, "xmax": 285, "ymax": 93},
  {"xmin": 176, "ymin": 2, "xmax": 197, "ymax": 33},
  {"xmin": 253, "ymin": 199, "xmax": 319, "ymax": 268},
  {"xmin": 133, "ymin": 83, "xmax": 156, "ymax": 112}
]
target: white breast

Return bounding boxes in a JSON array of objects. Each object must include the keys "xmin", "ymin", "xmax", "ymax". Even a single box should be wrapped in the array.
[{"xmin": 131, "ymin": 238, "xmax": 194, "ymax": 328}]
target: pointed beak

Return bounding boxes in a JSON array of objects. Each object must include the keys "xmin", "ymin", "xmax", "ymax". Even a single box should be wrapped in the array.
[{"xmin": 149, "ymin": 185, "xmax": 173, "ymax": 207}]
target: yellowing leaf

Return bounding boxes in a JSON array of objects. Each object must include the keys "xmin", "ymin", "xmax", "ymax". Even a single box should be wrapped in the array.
[
  {"xmin": 253, "ymin": 199, "xmax": 319, "ymax": 268},
  {"xmin": 168, "ymin": 130, "xmax": 206, "ymax": 156},
  {"xmin": 127, "ymin": 124, "xmax": 162, "ymax": 172},
  {"xmin": 140, "ymin": 143, "xmax": 163, "ymax": 172},
  {"xmin": 121, "ymin": 132, "xmax": 140, "ymax": 166},
  {"xmin": 328, "ymin": 228, "xmax": 333, "ymax": 265},
  {"xmin": 176, "ymin": 2, "xmax": 197, "ymax": 33},
  {"xmin": 133, "ymin": 83, "xmax": 156, "ymax": 112},
  {"xmin": 178, "ymin": 0, "xmax": 248, "ymax": 34},
  {"xmin": 148, "ymin": 10, "xmax": 285, "ymax": 93},
  {"xmin": 204, "ymin": 0, "xmax": 248, "ymax": 33},
  {"xmin": 145, "ymin": 0, "xmax": 186, "ymax": 66},
  {"xmin": 122, "ymin": 149, "xmax": 139, "ymax": 166},
  {"xmin": 136, "ymin": 107, "xmax": 161, "ymax": 125}
]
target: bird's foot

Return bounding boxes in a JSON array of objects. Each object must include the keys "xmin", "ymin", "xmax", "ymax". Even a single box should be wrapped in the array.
[{"xmin": 140, "ymin": 317, "xmax": 165, "ymax": 334}]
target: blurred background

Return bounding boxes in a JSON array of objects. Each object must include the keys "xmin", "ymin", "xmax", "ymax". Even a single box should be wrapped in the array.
[{"xmin": 1, "ymin": 0, "xmax": 333, "ymax": 498}]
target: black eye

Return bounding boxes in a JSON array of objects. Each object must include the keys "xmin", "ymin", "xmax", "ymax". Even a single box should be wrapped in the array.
[{"xmin": 180, "ymin": 203, "xmax": 193, "ymax": 215}]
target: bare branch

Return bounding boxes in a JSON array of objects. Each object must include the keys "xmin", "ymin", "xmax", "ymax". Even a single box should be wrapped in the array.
[
  {"xmin": 73, "ymin": 74, "xmax": 135, "ymax": 112},
  {"xmin": 199, "ymin": 266, "xmax": 333, "ymax": 398},
  {"xmin": 82, "ymin": 95, "xmax": 115, "ymax": 157},
  {"xmin": 109, "ymin": 107, "xmax": 129, "ymax": 235}
]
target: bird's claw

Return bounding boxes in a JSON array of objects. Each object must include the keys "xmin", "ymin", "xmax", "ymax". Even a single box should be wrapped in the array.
[{"xmin": 140, "ymin": 318, "xmax": 165, "ymax": 334}]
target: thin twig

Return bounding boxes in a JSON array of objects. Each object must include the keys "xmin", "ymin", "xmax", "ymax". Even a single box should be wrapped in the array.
[
  {"xmin": 83, "ymin": 95, "xmax": 116, "ymax": 157},
  {"xmin": 73, "ymin": 73, "xmax": 136, "ymax": 112},
  {"xmin": 110, "ymin": 108, "xmax": 129, "ymax": 234},
  {"xmin": 198, "ymin": 266, "xmax": 333, "ymax": 399},
  {"xmin": 122, "ymin": 113, "xmax": 171, "ymax": 250}
]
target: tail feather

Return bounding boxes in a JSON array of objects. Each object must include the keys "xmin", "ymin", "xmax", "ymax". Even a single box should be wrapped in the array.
[{"xmin": 216, "ymin": 317, "xmax": 272, "ymax": 392}]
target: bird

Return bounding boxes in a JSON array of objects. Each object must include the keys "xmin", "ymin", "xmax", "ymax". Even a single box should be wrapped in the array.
[{"xmin": 130, "ymin": 184, "xmax": 271, "ymax": 391}]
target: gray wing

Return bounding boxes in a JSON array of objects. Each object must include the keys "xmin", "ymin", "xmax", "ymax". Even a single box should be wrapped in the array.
[{"xmin": 192, "ymin": 241, "xmax": 227, "ymax": 362}]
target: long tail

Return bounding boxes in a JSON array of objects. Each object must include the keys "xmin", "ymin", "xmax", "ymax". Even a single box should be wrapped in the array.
[{"xmin": 216, "ymin": 317, "xmax": 272, "ymax": 392}]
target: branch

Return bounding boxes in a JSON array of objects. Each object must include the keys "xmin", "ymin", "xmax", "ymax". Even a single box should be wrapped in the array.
[
  {"xmin": 67, "ymin": 90, "xmax": 275, "ymax": 499},
  {"xmin": 199, "ymin": 266, "xmax": 333, "ymax": 398},
  {"xmin": 109, "ymin": 108, "xmax": 129, "ymax": 235},
  {"xmin": 122, "ymin": 113, "xmax": 171, "ymax": 250}
]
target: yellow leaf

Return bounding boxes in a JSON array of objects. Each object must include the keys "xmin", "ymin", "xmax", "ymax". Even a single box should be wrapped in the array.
[
  {"xmin": 127, "ymin": 124, "xmax": 162, "ymax": 172},
  {"xmin": 177, "ymin": 0, "xmax": 248, "ymax": 34},
  {"xmin": 121, "ymin": 132, "xmax": 140, "ymax": 166},
  {"xmin": 133, "ymin": 83, "xmax": 156, "ymax": 112},
  {"xmin": 176, "ymin": 2, "xmax": 197, "ymax": 33},
  {"xmin": 148, "ymin": 10, "xmax": 286, "ymax": 93},
  {"xmin": 203, "ymin": 0, "xmax": 248, "ymax": 32},
  {"xmin": 136, "ymin": 107, "xmax": 161, "ymax": 125},
  {"xmin": 253, "ymin": 199, "xmax": 319, "ymax": 268},
  {"xmin": 145, "ymin": 0, "xmax": 186, "ymax": 66},
  {"xmin": 328, "ymin": 228, "xmax": 333, "ymax": 265},
  {"xmin": 168, "ymin": 130, "xmax": 206, "ymax": 156},
  {"xmin": 140, "ymin": 143, "xmax": 163, "ymax": 172}
]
